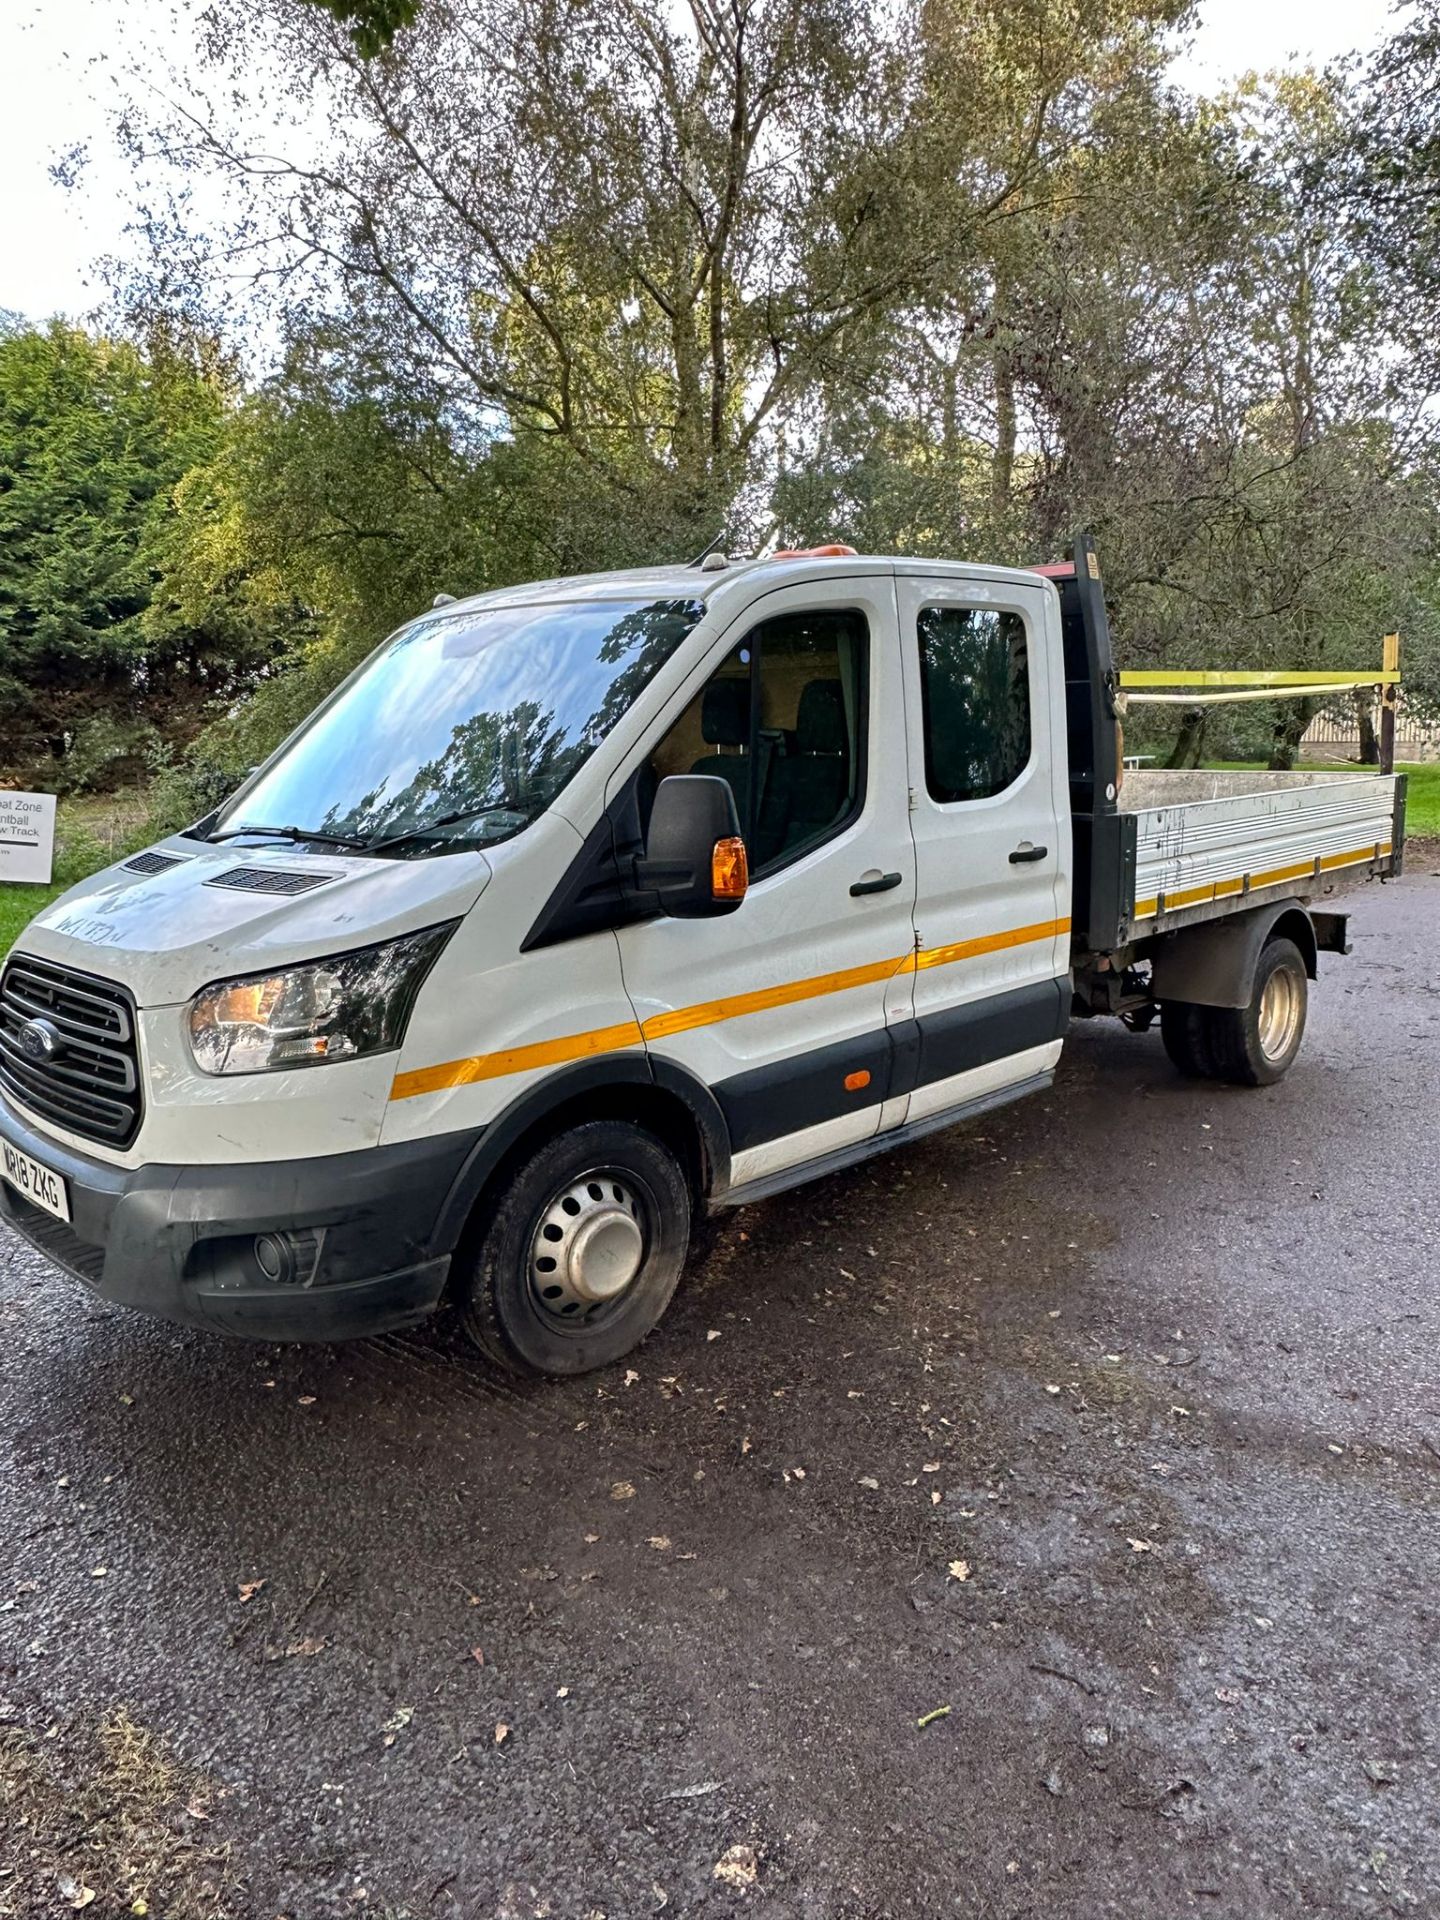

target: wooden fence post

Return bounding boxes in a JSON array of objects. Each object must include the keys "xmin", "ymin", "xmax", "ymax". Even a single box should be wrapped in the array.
[{"xmin": 1379, "ymin": 632, "xmax": 1400, "ymax": 775}]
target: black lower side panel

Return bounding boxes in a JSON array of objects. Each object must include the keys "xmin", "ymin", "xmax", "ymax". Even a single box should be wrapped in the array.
[
  {"xmin": 902, "ymin": 977, "xmax": 1069, "ymax": 1096},
  {"xmin": 713, "ymin": 976, "xmax": 1069, "ymax": 1153},
  {"xmin": 714, "ymin": 1026, "xmax": 894, "ymax": 1154}
]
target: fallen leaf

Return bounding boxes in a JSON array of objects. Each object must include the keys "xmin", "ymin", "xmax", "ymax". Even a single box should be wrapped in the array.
[
  {"xmin": 185, "ymin": 1795, "xmax": 210, "ymax": 1821},
  {"xmin": 286, "ymin": 1636, "xmax": 326, "ymax": 1657},
  {"xmin": 470, "ymin": 1646, "xmax": 485, "ymax": 1666},
  {"xmin": 947, "ymin": 1560, "xmax": 970, "ymax": 1582},
  {"xmin": 610, "ymin": 1481, "xmax": 636, "ymax": 1501},
  {"xmin": 494, "ymin": 1721, "xmax": 510, "ymax": 1745},
  {"xmin": 647, "ymin": 1536, "xmax": 672, "ymax": 1550},
  {"xmin": 1127, "ymin": 1538, "xmax": 1156, "ymax": 1554},
  {"xmin": 380, "ymin": 1706, "xmax": 413, "ymax": 1748},
  {"xmin": 237, "ymin": 1579, "xmax": 267, "ymax": 1603},
  {"xmin": 712, "ymin": 1844, "xmax": 758, "ymax": 1890},
  {"xmin": 119, "ymin": 1394, "xmax": 134, "ymax": 1407}
]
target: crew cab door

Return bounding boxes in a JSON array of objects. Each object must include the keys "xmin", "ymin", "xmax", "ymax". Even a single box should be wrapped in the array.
[
  {"xmin": 613, "ymin": 570, "xmax": 917, "ymax": 1193},
  {"xmin": 892, "ymin": 569, "xmax": 1071, "ymax": 1124}
]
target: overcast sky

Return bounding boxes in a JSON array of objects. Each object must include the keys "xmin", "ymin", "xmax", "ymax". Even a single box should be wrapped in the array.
[{"xmin": 0, "ymin": 0, "xmax": 1407, "ymax": 330}]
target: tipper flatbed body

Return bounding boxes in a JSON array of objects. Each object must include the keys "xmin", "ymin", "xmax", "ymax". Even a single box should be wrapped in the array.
[{"xmin": 0, "ymin": 538, "xmax": 1405, "ymax": 1373}]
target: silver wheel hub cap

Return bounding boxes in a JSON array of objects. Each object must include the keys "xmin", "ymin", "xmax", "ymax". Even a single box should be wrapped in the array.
[
  {"xmin": 1258, "ymin": 967, "xmax": 1301, "ymax": 1062},
  {"xmin": 529, "ymin": 1172, "xmax": 646, "ymax": 1319}
]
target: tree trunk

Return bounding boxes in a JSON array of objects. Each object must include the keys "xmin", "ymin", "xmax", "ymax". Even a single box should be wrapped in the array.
[
  {"xmin": 990, "ymin": 274, "xmax": 1015, "ymax": 530},
  {"xmin": 1353, "ymin": 687, "xmax": 1379, "ymax": 765},
  {"xmin": 1166, "ymin": 707, "xmax": 1208, "ymax": 769},
  {"xmin": 1267, "ymin": 697, "xmax": 1319, "ymax": 770}
]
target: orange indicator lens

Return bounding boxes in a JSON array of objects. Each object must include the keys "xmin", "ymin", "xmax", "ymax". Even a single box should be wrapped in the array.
[{"xmin": 711, "ymin": 836, "xmax": 749, "ymax": 900}]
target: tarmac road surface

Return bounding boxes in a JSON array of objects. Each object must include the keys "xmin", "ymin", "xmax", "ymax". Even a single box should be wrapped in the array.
[{"xmin": 2, "ymin": 868, "xmax": 1438, "ymax": 1918}]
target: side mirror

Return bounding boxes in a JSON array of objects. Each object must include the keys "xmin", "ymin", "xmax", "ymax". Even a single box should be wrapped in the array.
[{"xmin": 637, "ymin": 775, "xmax": 748, "ymax": 919}]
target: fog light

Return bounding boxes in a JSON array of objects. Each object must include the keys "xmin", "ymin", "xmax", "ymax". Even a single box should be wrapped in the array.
[{"xmin": 252, "ymin": 1228, "xmax": 324, "ymax": 1287}]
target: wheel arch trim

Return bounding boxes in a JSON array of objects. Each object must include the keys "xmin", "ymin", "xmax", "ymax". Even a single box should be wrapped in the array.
[
  {"xmin": 431, "ymin": 1054, "xmax": 732, "ymax": 1252},
  {"xmin": 1149, "ymin": 899, "xmax": 1317, "ymax": 1010}
]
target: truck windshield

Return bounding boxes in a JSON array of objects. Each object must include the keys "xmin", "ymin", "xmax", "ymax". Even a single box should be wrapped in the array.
[{"xmin": 211, "ymin": 597, "xmax": 705, "ymax": 855}]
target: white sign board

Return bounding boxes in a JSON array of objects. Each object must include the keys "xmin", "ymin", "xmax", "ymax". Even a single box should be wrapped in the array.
[{"xmin": 0, "ymin": 792, "xmax": 57, "ymax": 885}]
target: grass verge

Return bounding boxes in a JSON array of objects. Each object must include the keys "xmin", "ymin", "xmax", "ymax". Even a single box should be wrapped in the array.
[
  {"xmin": 0, "ymin": 1709, "xmax": 237, "ymax": 1918},
  {"xmin": 0, "ymin": 790, "xmax": 150, "ymax": 963}
]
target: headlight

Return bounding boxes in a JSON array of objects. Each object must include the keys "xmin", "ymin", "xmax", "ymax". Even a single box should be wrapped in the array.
[{"xmin": 187, "ymin": 923, "xmax": 456, "ymax": 1076}]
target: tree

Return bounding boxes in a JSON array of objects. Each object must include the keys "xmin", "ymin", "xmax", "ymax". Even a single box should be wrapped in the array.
[
  {"xmin": 119, "ymin": 0, "xmax": 1189, "ymax": 547},
  {"xmin": 0, "ymin": 321, "xmax": 261, "ymax": 783}
]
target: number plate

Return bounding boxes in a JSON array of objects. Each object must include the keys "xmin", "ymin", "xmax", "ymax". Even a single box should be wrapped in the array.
[{"xmin": 1, "ymin": 1138, "xmax": 71, "ymax": 1223}]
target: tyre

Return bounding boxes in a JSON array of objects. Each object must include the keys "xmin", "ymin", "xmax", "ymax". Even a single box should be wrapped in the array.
[
  {"xmin": 1202, "ymin": 936, "xmax": 1309, "ymax": 1087},
  {"xmin": 1160, "ymin": 999, "xmax": 1213, "ymax": 1078},
  {"xmin": 457, "ymin": 1119, "xmax": 692, "ymax": 1376}
]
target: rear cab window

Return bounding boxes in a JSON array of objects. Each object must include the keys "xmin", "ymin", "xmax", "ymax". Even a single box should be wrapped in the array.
[{"xmin": 916, "ymin": 605, "xmax": 1032, "ymax": 803}]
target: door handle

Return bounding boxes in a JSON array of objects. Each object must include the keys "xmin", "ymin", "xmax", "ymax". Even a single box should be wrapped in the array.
[
  {"xmin": 1009, "ymin": 844, "xmax": 1049, "ymax": 864},
  {"xmin": 850, "ymin": 870, "xmax": 903, "ymax": 896}
]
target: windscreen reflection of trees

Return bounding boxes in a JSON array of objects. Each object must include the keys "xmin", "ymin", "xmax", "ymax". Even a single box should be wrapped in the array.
[
  {"xmin": 920, "ymin": 609, "xmax": 1030, "ymax": 803},
  {"xmin": 317, "ymin": 600, "xmax": 702, "ymax": 844}
]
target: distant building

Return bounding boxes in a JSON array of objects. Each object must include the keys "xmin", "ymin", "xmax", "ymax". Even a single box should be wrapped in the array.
[{"xmin": 1301, "ymin": 694, "xmax": 1438, "ymax": 763}]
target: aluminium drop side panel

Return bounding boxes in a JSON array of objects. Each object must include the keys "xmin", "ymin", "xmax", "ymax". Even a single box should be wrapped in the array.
[{"xmin": 1123, "ymin": 771, "xmax": 1399, "ymax": 927}]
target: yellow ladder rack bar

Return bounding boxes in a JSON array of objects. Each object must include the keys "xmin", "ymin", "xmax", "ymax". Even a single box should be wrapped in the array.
[
  {"xmin": 1126, "ymin": 683, "xmax": 1382, "ymax": 707},
  {"xmin": 1119, "ymin": 669, "xmax": 1401, "ymax": 688}
]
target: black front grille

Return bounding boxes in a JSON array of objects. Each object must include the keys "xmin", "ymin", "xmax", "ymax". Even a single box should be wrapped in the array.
[
  {"xmin": 1, "ymin": 1189, "xmax": 107, "ymax": 1286},
  {"xmin": 205, "ymin": 866, "xmax": 337, "ymax": 895},
  {"xmin": 0, "ymin": 953, "xmax": 143, "ymax": 1147}
]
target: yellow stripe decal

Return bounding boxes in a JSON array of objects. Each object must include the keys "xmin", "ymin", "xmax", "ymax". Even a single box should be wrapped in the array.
[
  {"xmin": 914, "ymin": 916, "xmax": 1071, "ymax": 973},
  {"xmin": 390, "ymin": 1018, "xmax": 645, "ymax": 1100},
  {"xmin": 1132, "ymin": 842, "xmax": 1391, "ymax": 922},
  {"xmin": 388, "ymin": 915, "xmax": 1071, "ymax": 1100}
]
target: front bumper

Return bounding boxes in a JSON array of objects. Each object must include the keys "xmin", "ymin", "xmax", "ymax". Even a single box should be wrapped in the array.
[{"xmin": 0, "ymin": 1095, "xmax": 478, "ymax": 1341}]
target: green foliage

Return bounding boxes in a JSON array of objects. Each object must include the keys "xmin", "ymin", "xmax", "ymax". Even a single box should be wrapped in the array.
[
  {"xmin": 298, "ymin": 0, "xmax": 420, "ymax": 56},
  {"xmin": 0, "ymin": 0, "xmax": 1429, "ymax": 807},
  {"xmin": 0, "ymin": 321, "xmax": 284, "ymax": 787}
]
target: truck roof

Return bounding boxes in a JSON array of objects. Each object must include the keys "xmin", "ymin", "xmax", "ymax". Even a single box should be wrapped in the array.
[{"xmin": 432, "ymin": 553, "xmax": 1062, "ymax": 618}]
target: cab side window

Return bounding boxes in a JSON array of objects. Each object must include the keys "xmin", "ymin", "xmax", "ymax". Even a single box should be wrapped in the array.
[
  {"xmin": 648, "ymin": 609, "xmax": 868, "ymax": 875},
  {"xmin": 917, "ymin": 605, "xmax": 1031, "ymax": 803}
]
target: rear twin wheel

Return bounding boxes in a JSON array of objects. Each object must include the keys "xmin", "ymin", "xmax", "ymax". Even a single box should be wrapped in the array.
[
  {"xmin": 1160, "ymin": 936, "xmax": 1309, "ymax": 1088},
  {"xmin": 458, "ymin": 1119, "xmax": 692, "ymax": 1376}
]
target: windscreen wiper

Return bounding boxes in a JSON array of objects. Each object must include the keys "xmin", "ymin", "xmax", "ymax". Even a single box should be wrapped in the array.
[
  {"xmin": 366, "ymin": 804, "xmax": 519, "ymax": 855},
  {"xmin": 206, "ymin": 823, "xmax": 374, "ymax": 851}
]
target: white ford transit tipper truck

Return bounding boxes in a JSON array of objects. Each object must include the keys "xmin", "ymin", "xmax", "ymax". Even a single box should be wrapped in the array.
[{"xmin": 0, "ymin": 539, "xmax": 1404, "ymax": 1374}]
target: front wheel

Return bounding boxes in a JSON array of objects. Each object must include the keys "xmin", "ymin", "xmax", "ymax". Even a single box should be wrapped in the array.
[
  {"xmin": 1201, "ymin": 936, "xmax": 1309, "ymax": 1087},
  {"xmin": 457, "ymin": 1119, "xmax": 692, "ymax": 1376}
]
